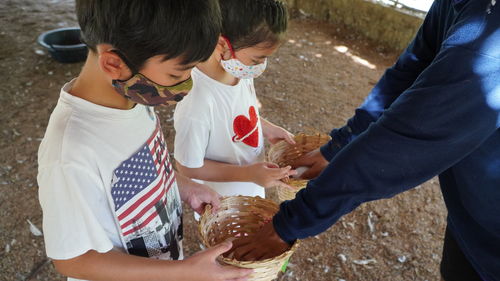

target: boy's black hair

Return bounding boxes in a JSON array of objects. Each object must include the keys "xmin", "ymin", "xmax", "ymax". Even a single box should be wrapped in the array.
[
  {"xmin": 76, "ymin": 0, "xmax": 221, "ymax": 71},
  {"xmin": 220, "ymin": 0, "xmax": 288, "ymax": 51}
]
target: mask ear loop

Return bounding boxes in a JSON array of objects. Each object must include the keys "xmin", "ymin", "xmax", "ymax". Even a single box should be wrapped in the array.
[
  {"xmin": 221, "ymin": 36, "xmax": 237, "ymax": 59},
  {"xmin": 110, "ymin": 49, "xmax": 139, "ymax": 79},
  {"xmin": 110, "ymin": 49, "xmax": 192, "ymax": 88}
]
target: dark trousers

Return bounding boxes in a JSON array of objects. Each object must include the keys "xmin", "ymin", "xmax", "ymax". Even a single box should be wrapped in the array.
[{"xmin": 440, "ymin": 227, "xmax": 483, "ymax": 281}]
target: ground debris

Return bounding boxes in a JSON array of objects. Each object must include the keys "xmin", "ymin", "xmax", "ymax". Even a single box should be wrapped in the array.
[
  {"xmin": 27, "ymin": 219, "xmax": 43, "ymax": 236},
  {"xmin": 338, "ymin": 253, "xmax": 347, "ymax": 263},
  {"xmin": 352, "ymin": 258, "xmax": 377, "ymax": 265},
  {"xmin": 367, "ymin": 211, "xmax": 375, "ymax": 233}
]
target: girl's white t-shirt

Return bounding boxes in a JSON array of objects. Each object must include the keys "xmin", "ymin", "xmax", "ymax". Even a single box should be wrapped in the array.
[
  {"xmin": 173, "ymin": 67, "xmax": 265, "ymax": 197},
  {"xmin": 38, "ymin": 80, "xmax": 184, "ymax": 280}
]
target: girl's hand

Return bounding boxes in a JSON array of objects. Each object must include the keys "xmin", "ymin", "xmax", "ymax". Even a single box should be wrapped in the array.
[
  {"xmin": 246, "ymin": 162, "xmax": 297, "ymax": 189},
  {"xmin": 261, "ymin": 120, "xmax": 295, "ymax": 145},
  {"xmin": 184, "ymin": 241, "xmax": 253, "ymax": 281}
]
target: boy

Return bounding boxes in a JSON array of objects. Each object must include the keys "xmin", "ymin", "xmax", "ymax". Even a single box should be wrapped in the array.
[{"xmin": 37, "ymin": 0, "xmax": 252, "ymax": 280}]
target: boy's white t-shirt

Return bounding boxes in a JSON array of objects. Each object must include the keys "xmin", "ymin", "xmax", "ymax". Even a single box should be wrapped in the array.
[
  {"xmin": 174, "ymin": 67, "xmax": 265, "ymax": 197},
  {"xmin": 38, "ymin": 80, "xmax": 184, "ymax": 281}
]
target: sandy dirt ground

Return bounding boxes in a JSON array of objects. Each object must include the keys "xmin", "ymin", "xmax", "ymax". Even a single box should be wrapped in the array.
[{"xmin": 0, "ymin": 0, "xmax": 447, "ymax": 280}]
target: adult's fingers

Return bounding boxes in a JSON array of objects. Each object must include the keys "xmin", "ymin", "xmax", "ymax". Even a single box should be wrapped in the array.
[
  {"xmin": 226, "ymin": 237, "xmax": 252, "ymax": 257},
  {"xmin": 300, "ymin": 163, "xmax": 326, "ymax": 179},
  {"xmin": 238, "ymin": 244, "xmax": 283, "ymax": 261},
  {"xmin": 232, "ymin": 241, "xmax": 257, "ymax": 261},
  {"xmin": 234, "ymin": 245, "xmax": 265, "ymax": 262},
  {"xmin": 289, "ymin": 149, "xmax": 321, "ymax": 168},
  {"xmin": 299, "ymin": 166, "xmax": 320, "ymax": 179}
]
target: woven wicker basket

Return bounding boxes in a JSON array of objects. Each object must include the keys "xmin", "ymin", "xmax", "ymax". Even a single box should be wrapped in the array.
[
  {"xmin": 199, "ymin": 196, "xmax": 299, "ymax": 281},
  {"xmin": 267, "ymin": 133, "xmax": 331, "ymax": 201}
]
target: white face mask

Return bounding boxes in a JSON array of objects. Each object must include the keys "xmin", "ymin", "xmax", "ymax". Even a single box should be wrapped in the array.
[
  {"xmin": 220, "ymin": 37, "xmax": 268, "ymax": 79},
  {"xmin": 221, "ymin": 57, "xmax": 267, "ymax": 79}
]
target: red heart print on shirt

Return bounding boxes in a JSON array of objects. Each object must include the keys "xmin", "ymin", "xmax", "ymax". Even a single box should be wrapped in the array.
[{"xmin": 232, "ymin": 106, "xmax": 259, "ymax": 147}]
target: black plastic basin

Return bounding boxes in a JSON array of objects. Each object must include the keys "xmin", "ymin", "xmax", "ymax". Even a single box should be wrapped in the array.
[{"xmin": 38, "ymin": 27, "xmax": 88, "ymax": 63}]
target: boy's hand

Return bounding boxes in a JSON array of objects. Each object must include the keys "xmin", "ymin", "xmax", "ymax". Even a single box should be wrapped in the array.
[
  {"xmin": 184, "ymin": 241, "xmax": 253, "ymax": 281},
  {"xmin": 246, "ymin": 162, "xmax": 297, "ymax": 189},
  {"xmin": 184, "ymin": 182, "xmax": 221, "ymax": 215},
  {"xmin": 290, "ymin": 148, "xmax": 329, "ymax": 179},
  {"xmin": 177, "ymin": 174, "xmax": 221, "ymax": 215},
  {"xmin": 262, "ymin": 120, "xmax": 295, "ymax": 145}
]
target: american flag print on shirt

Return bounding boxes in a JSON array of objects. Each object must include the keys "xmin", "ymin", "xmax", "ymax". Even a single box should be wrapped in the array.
[{"xmin": 111, "ymin": 121, "xmax": 183, "ymax": 260}]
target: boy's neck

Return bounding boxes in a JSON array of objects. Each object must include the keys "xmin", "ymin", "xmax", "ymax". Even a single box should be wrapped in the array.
[
  {"xmin": 70, "ymin": 54, "xmax": 135, "ymax": 110},
  {"xmin": 197, "ymin": 52, "xmax": 239, "ymax": 86}
]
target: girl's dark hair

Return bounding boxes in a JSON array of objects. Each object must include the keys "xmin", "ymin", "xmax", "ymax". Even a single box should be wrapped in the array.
[
  {"xmin": 220, "ymin": 0, "xmax": 288, "ymax": 51},
  {"xmin": 76, "ymin": 0, "xmax": 222, "ymax": 70}
]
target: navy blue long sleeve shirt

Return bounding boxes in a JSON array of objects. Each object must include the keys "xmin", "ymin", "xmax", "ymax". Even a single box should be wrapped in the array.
[{"xmin": 273, "ymin": 0, "xmax": 500, "ymax": 279}]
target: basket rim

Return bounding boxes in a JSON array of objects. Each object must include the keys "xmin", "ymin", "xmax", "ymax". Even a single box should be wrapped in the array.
[
  {"xmin": 198, "ymin": 195, "xmax": 300, "ymax": 265},
  {"xmin": 268, "ymin": 133, "xmax": 330, "ymax": 189},
  {"xmin": 267, "ymin": 133, "xmax": 331, "ymax": 163}
]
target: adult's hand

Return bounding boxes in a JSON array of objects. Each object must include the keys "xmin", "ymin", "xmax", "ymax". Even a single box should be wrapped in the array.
[
  {"xmin": 227, "ymin": 222, "xmax": 291, "ymax": 261},
  {"xmin": 290, "ymin": 148, "xmax": 329, "ymax": 179}
]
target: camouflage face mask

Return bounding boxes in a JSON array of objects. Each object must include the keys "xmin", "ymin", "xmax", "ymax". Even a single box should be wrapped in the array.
[
  {"xmin": 112, "ymin": 73, "xmax": 192, "ymax": 106},
  {"xmin": 110, "ymin": 49, "xmax": 193, "ymax": 106}
]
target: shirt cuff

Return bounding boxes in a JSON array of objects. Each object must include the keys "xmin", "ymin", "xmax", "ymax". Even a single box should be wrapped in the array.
[
  {"xmin": 320, "ymin": 140, "xmax": 341, "ymax": 162},
  {"xmin": 272, "ymin": 204, "xmax": 298, "ymax": 245},
  {"xmin": 173, "ymin": 156, "xmax": 203, "ymax": 169}
]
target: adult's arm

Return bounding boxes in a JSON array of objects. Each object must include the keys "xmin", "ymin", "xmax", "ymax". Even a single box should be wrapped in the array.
[
  {"xmin": 274, "ymin": 43, "xmax": 500, "ymax": 243},
  {"xmin": 321, "ymin": 0, "xmax": 441, "ymax": 160}
]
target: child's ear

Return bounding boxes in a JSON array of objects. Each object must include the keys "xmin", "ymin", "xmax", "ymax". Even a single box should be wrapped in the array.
[
  {"xmin": 97, "ymin": 45, "xmax": 132, "ymax": 80},
  {"xmin": 218, "ymin": 36, "xmax": 232, "ymax": 60}
]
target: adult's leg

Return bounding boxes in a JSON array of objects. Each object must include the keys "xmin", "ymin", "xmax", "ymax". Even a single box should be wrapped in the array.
[{"xmin": 440, "ymin": 227, "xmax": 483, "ymax": 281}]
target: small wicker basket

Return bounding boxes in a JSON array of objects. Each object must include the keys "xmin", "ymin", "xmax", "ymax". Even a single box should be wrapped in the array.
[
  {"xmin": 267, "ymin": 133, "xmax": 331, "ymax": 201},
  {"xmin": 199, "ymin": 196, "xmax": 299, "ymax": 281}
]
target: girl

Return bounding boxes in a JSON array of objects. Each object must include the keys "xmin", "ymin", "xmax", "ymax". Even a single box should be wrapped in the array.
[{"xmin": 173, "ymin": 0, "xmax": 295, "ymax": 199}]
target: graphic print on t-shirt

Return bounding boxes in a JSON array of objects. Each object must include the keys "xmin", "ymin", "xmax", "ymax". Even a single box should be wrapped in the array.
[
  {"xmin": 232, "ymin": 106, "xmax": 259, "ymax": 147},
  {"xmin": 111, "ymin": 122, "xmax": 183, "ymax": 260}
]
